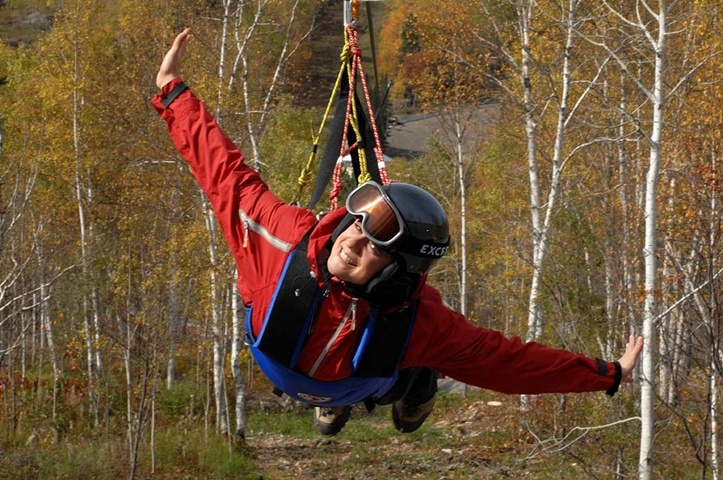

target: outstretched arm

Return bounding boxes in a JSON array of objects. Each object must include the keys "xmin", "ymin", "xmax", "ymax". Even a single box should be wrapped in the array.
[
  {"xmin": 156, "ymin": 27, "xmax": 192, "ymax": 89},
  {"xmin": 403, "ymin": 288, "xmax": 647, "ymax": 396},
  {"xmin": 151, "ymin": 28, "xmax": 318, "ymax": 309}
]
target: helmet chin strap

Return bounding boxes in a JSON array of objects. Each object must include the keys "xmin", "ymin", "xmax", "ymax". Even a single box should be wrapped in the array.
[
  {"xmin": 365, "ymin": 260, "xmax": 401, "ymax": 293},
  {"xmin": 349, "ymin": 257, "xmax": 422, "ymax": 309}
]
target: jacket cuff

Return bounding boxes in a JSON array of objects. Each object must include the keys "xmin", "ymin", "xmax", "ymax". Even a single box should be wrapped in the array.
[
  {"xmin": 597, "ymin": 358, "xmax": 622, "ymax": 396},
  {"xmin": 160, "ymin": 79, "xmax": 189, "ymax": 108}
]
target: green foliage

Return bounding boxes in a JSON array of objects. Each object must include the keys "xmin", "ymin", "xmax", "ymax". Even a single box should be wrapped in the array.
[
  {"xmin": 249, "ymin": 407, "xmax": 319, "ymax": 439},
  {"xmin": 195, "ymin": 436, "xmax": 257, "ymax": 479},
  {"xmin": 260, "ymin": 98, "xmax": 324, "ymax": 204},
  {"xmin": 36, "ymin": 441, "xmax": 126, "ymax": 480},
  {"xmin": 0, "ymin": 452, "xmax": 40, "ymax": 480},
  {"xmin": 152, "ymin": 427, "xmax": 258, "ymax": 479},
  {"xmin": 156, "ymin": 379, "xmax": 205, "ymax": 420}
]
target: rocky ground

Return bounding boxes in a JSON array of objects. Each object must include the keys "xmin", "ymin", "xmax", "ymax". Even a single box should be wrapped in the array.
[{"xmin": 239, "ymin": 384, "xmax": 576, "ymax": 480}]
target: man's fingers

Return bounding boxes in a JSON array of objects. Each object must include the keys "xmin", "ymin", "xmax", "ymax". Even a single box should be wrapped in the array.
[
  {"xmin": 156, "ymin": 28, "xmax": 192, "ymax": 89},
  {"xmin": 618, "ymin": 335, "xmax": 644, "ymax": 383}
]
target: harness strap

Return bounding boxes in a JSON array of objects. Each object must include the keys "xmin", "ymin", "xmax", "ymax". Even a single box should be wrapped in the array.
[
  {"xmin": 255, "ymin": 232, "xmax": 319, "ymax": 367},
  {"xmin": 354, "ymin": 303, "xmax": 416, "ymax": 378}
]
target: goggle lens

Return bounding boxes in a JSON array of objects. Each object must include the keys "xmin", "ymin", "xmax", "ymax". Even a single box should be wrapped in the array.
[{"xmin": 346, "ymin": 183, "xmax": 405, "ymax": 246}]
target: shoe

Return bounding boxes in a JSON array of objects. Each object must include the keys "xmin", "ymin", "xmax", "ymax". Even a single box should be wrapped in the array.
[
  {"xmin": 313, "ymin": 406, "xmax": 351, "ymax": 436},
  {"xmin": 392, "ymin": 397, "xmax": 435, "ymax": 433}
]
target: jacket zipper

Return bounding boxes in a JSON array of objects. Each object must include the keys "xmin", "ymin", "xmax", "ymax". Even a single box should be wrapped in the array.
[
  {"xmin": 308, "ymin": 298, "xmax": 357, "ymax": 377},
  {"xmin": 238, "ymin": 209, "xmax": 292, "ymax": 252}
]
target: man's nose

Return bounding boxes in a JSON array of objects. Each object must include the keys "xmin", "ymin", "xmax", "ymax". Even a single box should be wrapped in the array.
[{"xmin": 347, "ymin": 229, "xmax": 369, "ymax": 248}]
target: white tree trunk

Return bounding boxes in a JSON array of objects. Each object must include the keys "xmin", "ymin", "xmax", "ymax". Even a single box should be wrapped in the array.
[
  {"xmin": 204, "ymin": 200, "xmax": 228, "ymax": 435},
  {"xmin": 518, "ymin": 0, "xmax": 544, "ymax": 342},
  {"xmin": 236, "ymin": 0, "xmax": 310, "ymax": 170},
  {"xmin": 522, "ymin": 0, "xmax": 582, "ymax": 343},
  {"xmin": 230, "ymin": 275, "xmax": 246, "ymax": 442},
  {"xmin": 639, "ymin": 158, "xmax": 659, "ymax": 479},
  {"xmin": 659, "ymin": 178, "xmax": 676, "ymax": 405},
  {"xmin": 206, "ymin": 0, "xmax": 237, "ymax": 437},
  {"xmin": 120, "ymin": 313, "xmax": 134, "ymax": 474},
  {"xmin": 638, "ymin": 4, "xmax": 667, "ymax": 477},
  {"xmin": 202, "ymin": 0, "xmax": 313, "ymax": 437},
  {"xmin": 166, "ymin": 280, "xmax": 180, "ymax": 389},
  {"xmin": 40, "ymin": 275, "xmax": 59, "ymax": 420},
  {"xmin": 711, "ymin": 152, "xmax": 720, "ymax": 480},
  {"xmin": 71, "ymin": 18, "xmax": 103, "ymax": 425},
  {"xmin": 30, "ymin": 229, "xmax": 61, "ymax": 421},
  {"xmin": 92, "ymin": 286, "xmax": 103, "ymax": 377},
  {"xmin": 455, "ymin": 117, "xmax": 467, "ymax": 321},
  {"xmin": 616, "ymin": 75, "xmax": 638, "ymax": 335},
  {"xmin": 166, "ymin": 186, "xmax": 183, "ymax": 390},
  {"xmin": 711, "ymin": 364, "xmax": 720, "ymax": 480}
]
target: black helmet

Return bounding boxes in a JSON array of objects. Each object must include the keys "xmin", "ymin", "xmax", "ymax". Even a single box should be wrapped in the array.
[{"xmin": 336, "ymin": 181, "xmax": 450, "ymax": 306}]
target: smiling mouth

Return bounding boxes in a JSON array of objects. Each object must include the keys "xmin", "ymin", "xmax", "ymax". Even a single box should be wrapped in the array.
[{"xmin": 339, "ymin": 248, "xmax": 356, "ymax": 266}]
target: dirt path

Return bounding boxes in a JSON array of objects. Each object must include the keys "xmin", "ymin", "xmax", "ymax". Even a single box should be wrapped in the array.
[{"xmin": 242, "ymin": 393, "xmax": 527, "ymax": 480}]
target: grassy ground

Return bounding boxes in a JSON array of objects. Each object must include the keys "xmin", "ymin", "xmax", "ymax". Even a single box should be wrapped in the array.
[
  {"xmin": 4, "ymin": 385, "xmax": 700, "ymax": 480},
  {"xmin": 244, "ymin": 391, "xmax": 622, "ymax": 480}
]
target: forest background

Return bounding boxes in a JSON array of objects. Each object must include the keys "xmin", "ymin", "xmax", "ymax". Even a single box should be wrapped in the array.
[{"xmin": 0, "ymin": 0, "xmax": 721, "ymax": 479}]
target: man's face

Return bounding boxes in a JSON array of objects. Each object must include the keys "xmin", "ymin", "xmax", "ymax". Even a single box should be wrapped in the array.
[{"xmin": 327, "ymin": 219, "xmax": 394, "ymax": 285}]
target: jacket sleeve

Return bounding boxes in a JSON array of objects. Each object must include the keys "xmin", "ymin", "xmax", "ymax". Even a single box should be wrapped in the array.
[
  {"xmin": 400, "ymin": 286, "xmax": 619, "ymax": 395},
  {"xmin": 151, "ymin": 79, "xmax": 316, "ymax": 303}
]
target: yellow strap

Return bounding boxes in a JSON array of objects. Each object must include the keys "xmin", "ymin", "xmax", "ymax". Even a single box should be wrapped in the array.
[
  {"xmin": 345, "ymin": 53, "xmax": 370, "ymax": 184},
  {"xmin": 293, "ymin": 32, "xmax": 353, "ymax": 204}
]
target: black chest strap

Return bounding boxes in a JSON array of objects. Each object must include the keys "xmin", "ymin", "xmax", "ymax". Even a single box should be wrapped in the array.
[
  {"xmin": 255, "ymin": 233, "xmax": 319, "ymax": 367},
  {"xmin": 353, "ymin": 302, "xmax": 416, "ymax": 378}
]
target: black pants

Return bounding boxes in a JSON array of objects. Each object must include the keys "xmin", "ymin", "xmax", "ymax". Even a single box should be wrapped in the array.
[{"xmin": 374, "ymin": 367, "xmax": 437, "ymax": 407}]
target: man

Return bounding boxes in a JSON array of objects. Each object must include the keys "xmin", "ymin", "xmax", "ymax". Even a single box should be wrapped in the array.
[{"xmin": 153, "ymin": 28, "xmax": 644, "ymax": 437}]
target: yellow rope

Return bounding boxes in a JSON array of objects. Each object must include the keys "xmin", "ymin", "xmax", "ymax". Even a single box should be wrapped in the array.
[
  {"xmin": 294, "ymin": 17, "xmax": 374, "ymax": 204},
  {"xmin": 346, "ymin": 60, "xmax": 370, "ymax": 184},
  {"xmin": 344, "ymin": 28, "xmax": 370, "ymax": 185},
  {"xmin": 293, "ymin": 33, "xmax": 352, "ymax": 204}
]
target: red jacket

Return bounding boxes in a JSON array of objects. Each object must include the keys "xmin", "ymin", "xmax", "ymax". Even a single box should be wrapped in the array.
[{"xmin": 152, "ymin": 79, "xmax": 618, "ymax": 395}]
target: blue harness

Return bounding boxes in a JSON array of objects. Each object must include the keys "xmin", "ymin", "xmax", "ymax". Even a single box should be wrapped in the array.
[{"xmin": 245, "ymin": 233, "xmax": 417, "ymax": 407}]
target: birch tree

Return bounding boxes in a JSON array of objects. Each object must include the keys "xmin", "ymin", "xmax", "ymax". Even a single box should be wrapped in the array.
[
  {"xmin": 660, "ymin": 76, "xmax": 722, "ymax": 476},
  {"xmin": 33, "ymin": 224, "xmax": 61, "ymax": 421},
  {"xmin": 230, "ymin": 278, "xmax": 246, "ymax": 444},
  {"xmin": 459, "ymin": 0, "xmax": 616, "ymax": 345},
  {"xmin": 32, "ymin": 0, "xmax": 107, "ymax": 425},
  {"xmin": 581, "ymin": 2, "xmax": 716, "ymax": 476},
  {"xmin": 394, "ymin": 4, "xmax": 483, "ymax": 321},
  {"xmin": 638, "ymin": 11, "xmax": 668, "ymax": 474},
  {"xmin": 226, "ymin": 0, "xmax": 317, "ymax": 440},
  {"xmin": 0, "ymin": 111, "xmax": 39, "ymax": 391}
]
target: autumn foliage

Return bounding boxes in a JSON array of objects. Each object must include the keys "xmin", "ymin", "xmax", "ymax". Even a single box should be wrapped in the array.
[{"xmin": 0, "ymin": 0, "xmax": 721, "ymax": 478}]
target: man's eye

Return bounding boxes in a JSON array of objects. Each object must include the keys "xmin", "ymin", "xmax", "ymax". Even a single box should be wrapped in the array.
[{"xmin": 369, "ymin": 243, "xmax": 384, "ymax": 256}]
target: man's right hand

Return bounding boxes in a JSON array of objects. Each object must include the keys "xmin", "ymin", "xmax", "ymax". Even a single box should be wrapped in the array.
[{"xmin": 156, "ymin": 28, "xmax": 192, "ymax": 90}]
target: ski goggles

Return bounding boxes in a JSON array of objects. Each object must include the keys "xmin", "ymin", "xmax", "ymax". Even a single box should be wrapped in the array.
[{"xmin": 346, "ymin": 181, "xmax": 406, "ymax": 248}]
